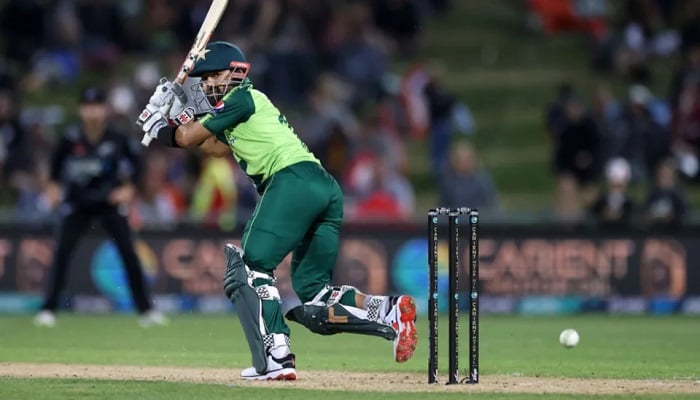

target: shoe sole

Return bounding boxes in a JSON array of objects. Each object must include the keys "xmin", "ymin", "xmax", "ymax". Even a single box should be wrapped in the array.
[
  {"xmin": 394, "ymin": 295, "xmax": 418, "ymax": 363},
  {"xmin": 241, "ymin": 368, "xmax": 297, "ymax": 381}
]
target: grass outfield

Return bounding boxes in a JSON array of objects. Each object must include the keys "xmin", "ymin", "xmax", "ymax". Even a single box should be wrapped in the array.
[{"xmin": 0, "ymin": 314, "xmax": 698, "ymax": 399}]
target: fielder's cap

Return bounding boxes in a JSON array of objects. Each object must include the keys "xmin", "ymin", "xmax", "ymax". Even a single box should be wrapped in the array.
[
  {"xmin": 189, "ymin": 41, "xmax": 248, "ymax": 77},
  {"xmin": 79, "ymin": 86, "xmax": 107, "ymax": 104}
]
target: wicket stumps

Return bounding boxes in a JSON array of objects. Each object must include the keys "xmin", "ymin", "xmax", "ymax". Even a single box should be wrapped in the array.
[{"xmin": 427, "ymin": 207, "xmax": 479, "ymax": 384}]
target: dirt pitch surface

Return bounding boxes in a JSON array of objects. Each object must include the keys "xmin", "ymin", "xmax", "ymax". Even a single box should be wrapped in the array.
[{"xmin": 1, "ymin": 363, "xmax": 699, "ymax": 395}]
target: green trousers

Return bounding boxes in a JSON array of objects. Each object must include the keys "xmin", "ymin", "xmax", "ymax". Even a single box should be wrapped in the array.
[{"xmin": 240, "ymin": 161, "xmax": 344, "ymax": 335}]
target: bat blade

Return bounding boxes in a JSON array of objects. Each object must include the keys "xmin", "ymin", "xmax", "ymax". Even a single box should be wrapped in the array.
[
  {"xmin": 141, "ymin": 0, "xmax": 228, "ymax": 147},
  {"xmin": 174, "ymin": 0, "xmax": 229, "ymax": 84}
]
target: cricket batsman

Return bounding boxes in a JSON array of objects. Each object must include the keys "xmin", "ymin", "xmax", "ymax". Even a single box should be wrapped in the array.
[{"xmin": 136, "ymin": 41, "xmax": 417, "ymax": 381}]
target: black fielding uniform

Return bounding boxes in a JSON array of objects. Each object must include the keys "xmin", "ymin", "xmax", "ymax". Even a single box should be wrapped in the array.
[{"xmin": 39, "ymin": 89, "xmax": 153, "ymax": 314}]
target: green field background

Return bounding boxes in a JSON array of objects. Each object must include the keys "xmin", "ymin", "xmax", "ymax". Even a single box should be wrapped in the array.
[{"xmin": 1, "ymin": 314, "xmax": 698, "ymax": 399}]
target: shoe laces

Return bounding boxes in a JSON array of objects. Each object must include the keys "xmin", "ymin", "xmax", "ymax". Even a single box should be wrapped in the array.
[{"xmin": 381, "ymin": 296, "xmax": 399, "ymax": 325}]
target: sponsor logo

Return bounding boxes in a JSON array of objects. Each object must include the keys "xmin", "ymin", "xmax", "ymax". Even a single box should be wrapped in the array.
[
  {"xmin": 328, "ymin": 288, "xmax": 342, "ymax": 304},
  {"xmin": 177, "ymin": 112, "xmax": 192, "ymax": 124},
  {"xmin": 327, "ymin": 307, "xmax": 348, "ymax": 324},
  {"xmin": 213, "ymin": 101, "xmax": 225, "ymax": 113}
]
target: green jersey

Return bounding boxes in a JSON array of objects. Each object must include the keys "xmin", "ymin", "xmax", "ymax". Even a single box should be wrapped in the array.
[{"xmin": 200, "ymin": 81, "xmax": 320, "ymax": 192}]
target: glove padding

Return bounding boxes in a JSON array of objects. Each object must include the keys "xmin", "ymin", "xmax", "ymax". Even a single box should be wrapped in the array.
[
  {"xmin": 149, "ymin": 77, "xmax": 175, "ymax": 113},
  {"xmin": 168, "ymin": 92, "xmax": 196, "ymax": 126},
  {"xmin": 137, "ymin": 104, "xmax": 168, "ymax": 146}
]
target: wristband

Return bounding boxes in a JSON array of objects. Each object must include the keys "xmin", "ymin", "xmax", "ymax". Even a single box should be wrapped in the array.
[{"xmin": 156, "ymin": 125, "xmax": 180, "ymax": 148}]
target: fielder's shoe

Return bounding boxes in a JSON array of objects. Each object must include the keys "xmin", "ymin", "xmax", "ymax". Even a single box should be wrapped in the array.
[
  {"xmin": 139, "ymin": 310, "xmax": 169, "ymax": 328},
  {"xmin": 34, "ymin": 310, "xmax": 56, "ymax": 328},
  {"xmin": 383, "ymin": 295, "xmax": 418, "ymax": 363},
  {"xmin": 240, "ymin": 353, "xmax": 297, "ymax": 381}
]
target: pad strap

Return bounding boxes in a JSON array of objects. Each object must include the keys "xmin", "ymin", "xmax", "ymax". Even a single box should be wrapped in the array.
[
  {"xmin": 286, "ymin": 303, "xmax": 396, "ymax": 341},
  {"xmin": 306, "ymin": 285, "xmax": 331, "ymax": 305},
  {"xmin": 365, "ymin": 296, "xmax": 386, "ymax": 322},
  {"xmin": 306, "ymin": 285, "xmax": 355, "ymax": 306},
  {"xmin": 248, "ymin": 269, "xmax": 277, "ymax": 284},
  {"xmin": 256, "ymin": 285, "xmax": 281, "ymax": 301},
  {"xmin": 263, "ymin": 333, "xmax": 291, "ymax": 349}
]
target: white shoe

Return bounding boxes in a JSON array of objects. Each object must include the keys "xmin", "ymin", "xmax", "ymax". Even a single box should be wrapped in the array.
[
  {"xmin": 34, "ymin": 310, "xmax": 56, "ymax": 327},
  {"xmin": 382, "ymin": 295, "xmax": 418, "ymax": 363},
  {"xmin": 241, "ymin": 353, "xmax": 297, "ymax": 381},
  {"xmin": 139, "ymin": 310, "xmax": 169, "ymax": 328}
]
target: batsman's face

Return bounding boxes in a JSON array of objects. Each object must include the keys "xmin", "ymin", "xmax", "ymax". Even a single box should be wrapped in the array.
[
  {"xmin": 201, "ymin": 70, "xmax": 229, "ymax": 88},
  {"xmin": 201, "ymin": 70, "xmax": 232, "ymax": 105}
]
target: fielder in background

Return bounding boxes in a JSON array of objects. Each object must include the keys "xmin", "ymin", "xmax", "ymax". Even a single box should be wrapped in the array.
[
  {"xmin": 137, "ymin": 41, "xmax": 418, "ymax": 381},
  {"xmin": 34, "ymin": 87, "xmax": 168, "ymax": 328}
]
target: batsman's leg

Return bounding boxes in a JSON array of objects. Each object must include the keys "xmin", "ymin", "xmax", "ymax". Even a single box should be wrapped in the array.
[
  {"xmin": 223, "ymin": 244, "xmax": 296, "ymax": 381},
  {"xmin": 288, "ymin": 282, "xmax": 417, "ymax": 363},
  {"xmin": 288, "ymin": 224, "xmax": 397, "ymax": 342},
  {"xmin": 287, "ymin": 215, "xmax": 417, "ymax": 363}
]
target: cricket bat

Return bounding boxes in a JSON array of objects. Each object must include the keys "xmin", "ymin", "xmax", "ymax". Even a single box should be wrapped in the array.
[{"xmin": 141, "ymin": 0, "xmax": 229, "ymax": 146}]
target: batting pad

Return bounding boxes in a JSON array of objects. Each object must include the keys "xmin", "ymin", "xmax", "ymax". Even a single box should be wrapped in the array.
[
  {"xmin": 223, "ymin": 245, "xmax": 276, "ymax": 373},
  {"xmin": 286, "ymin": 303, "xmax": 396, "ymax": 341}
]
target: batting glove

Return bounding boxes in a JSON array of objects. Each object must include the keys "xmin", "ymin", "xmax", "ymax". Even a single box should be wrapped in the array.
[
  {"xmin": 167, "ymin": 93, "xmax": 196, "ymax": 126},
  {"xmin": 149, "ymin": 78, "xmax": 175, "ymax": 111},
  {"xmin": 137, "ymin": 104, "xmax": 168, "ymax": 146}
]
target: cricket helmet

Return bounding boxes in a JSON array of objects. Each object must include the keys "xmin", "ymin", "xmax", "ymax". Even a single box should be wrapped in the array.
[
  {"xmin": 189, "ymin": 41, "xmax": 250, "ymax": 105},
  {"xmin": 189, "ymin": 41, "xmax": 249, "ymax": 80}
]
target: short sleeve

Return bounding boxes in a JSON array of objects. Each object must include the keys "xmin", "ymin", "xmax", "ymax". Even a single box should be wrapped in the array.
[{"xmin": 200, "ymin": 88, "xmax": 255, "ymax": 142}]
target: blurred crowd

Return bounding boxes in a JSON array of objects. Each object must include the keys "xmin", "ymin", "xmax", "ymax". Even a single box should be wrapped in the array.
[
  {"xmin": 0, "ymin": 0, "xmax": 485, "ymax": 228},
  {"xmin": 537, "ymin": 0, "xmax": 700, "ymax": 229},
  {"xmin": 4, "ymin": 0, "xmax": 696, "ymax": 230}
]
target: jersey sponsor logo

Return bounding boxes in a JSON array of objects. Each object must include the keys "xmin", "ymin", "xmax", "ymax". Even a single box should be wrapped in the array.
[{"xmin": 213, "ymin": 100, "xmax": 225, "ymax": 113}]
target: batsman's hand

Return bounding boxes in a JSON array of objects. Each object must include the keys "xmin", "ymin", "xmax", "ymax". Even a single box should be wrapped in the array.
[
  {"xmin": 149, "ymin": 77, "xmax": 175, "ymax": 113},
  {"xmin": 137, "ymin": 104, "xmax": 168, "ymax": 146},
  {"xmin": 167, "ymin": 88, "xmax": 196, "ymax": 125}
]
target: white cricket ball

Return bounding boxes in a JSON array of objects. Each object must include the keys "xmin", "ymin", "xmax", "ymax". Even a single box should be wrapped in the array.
[{"xmin": 559, "ymin": 329, "xmax": 579, "ymax": 348}]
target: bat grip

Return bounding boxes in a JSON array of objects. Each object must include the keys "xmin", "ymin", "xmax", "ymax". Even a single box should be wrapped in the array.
[
  {"xmin": 172, "ymin": 82, "xmax": 188, "ymax": 105},
  {"xmin": 141, "ymin": 134, "xmax": 153, "ymax": 147}
]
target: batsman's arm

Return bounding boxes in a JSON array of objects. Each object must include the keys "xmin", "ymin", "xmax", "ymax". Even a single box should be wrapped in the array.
[
  {"xmin": 139, "ymin": 102, "xmax": 231, "ymax": 155},
  {"xmin": 172, "ymin": 121, "xmax": 213, "ymax": 148},
  {"xmin": 198, "ymin": 135, "xmax": 230, "ymax": 157}
]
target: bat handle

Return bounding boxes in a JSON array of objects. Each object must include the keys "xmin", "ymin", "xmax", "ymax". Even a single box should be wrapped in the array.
[
  {"xmin": 141, "ymin": 133, "xmax": 153, "ymax": 147},
  {"xmin": 172, "ymin": 82, "xmax": 188, "ymax": 104}
]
